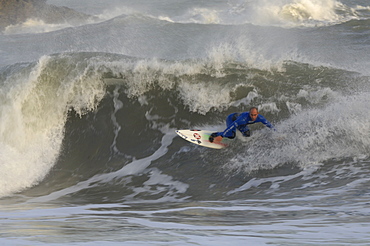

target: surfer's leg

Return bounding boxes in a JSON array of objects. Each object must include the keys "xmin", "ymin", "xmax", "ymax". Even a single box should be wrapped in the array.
[
  {"xmin": 238, "ymin": 124, "xmax": 251, "ymax": 137},
  {"xmin": 210, "ymin": 113, "xmax": 238, "ymax": 142},
  {"xmin": 223, "ymin": 113, "xmax": 239, "ymax": 139},
  {"xmin": 224, "ymin": 130, "xmax": 236, "ymax": 139},
  {"xmin": 226, "ymin": 113, "xmax": 239, "ymax": 127}
]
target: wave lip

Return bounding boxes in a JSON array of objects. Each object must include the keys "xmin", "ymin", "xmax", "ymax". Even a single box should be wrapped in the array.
[{"xmin": 0, "ymin": 55, "xmax": 106, "ymax": 198}]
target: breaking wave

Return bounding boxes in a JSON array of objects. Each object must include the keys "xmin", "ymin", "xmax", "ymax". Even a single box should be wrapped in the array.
[{"xmin": 0, "ymin": 52, "xmax": 368, "ymax": 198}]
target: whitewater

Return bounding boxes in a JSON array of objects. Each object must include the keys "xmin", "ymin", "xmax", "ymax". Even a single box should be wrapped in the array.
[{"xmin": 1, "ymin": 0, "xmax": 370, "ymax": 245}]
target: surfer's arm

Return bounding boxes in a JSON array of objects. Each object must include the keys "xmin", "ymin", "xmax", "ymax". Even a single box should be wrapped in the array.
[{"xmin": 258, "ymin": 115, "xmax": 275, "ymax": 130}]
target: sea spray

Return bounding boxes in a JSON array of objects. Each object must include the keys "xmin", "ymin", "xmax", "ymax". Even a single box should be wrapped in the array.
[{"xmin": 225, "ymin": 93, "xmax": 370, "ymax": 174}]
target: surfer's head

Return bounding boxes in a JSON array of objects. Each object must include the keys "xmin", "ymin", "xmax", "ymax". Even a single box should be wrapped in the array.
[{"xmin": 249, "ymin": 107, "xmax": 258, "ymax": 121}]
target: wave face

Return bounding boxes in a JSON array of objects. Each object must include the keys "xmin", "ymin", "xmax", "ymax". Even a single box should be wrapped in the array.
[{"xmin": 1, "ymin": 0, "xmax": 370, "ymax": 244}]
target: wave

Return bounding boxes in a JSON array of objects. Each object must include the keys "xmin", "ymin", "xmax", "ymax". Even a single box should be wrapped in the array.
[
  {"xmin": 0, "ymin": 52, "xmax": 368, "ymax": 199},
  {"xmin": 3, "ymin": 19, "xmax": 73, "ymax": 35},
  {"xmin": 0, "ymin": 54, "xmax": 105, "ymax": 197},
  {"xmin": 4, "ymin": 0, "xmax": 369, "ymax": 36},
  {"xmin": 94, "ymin": 0, "xmax": 370, "ymax": 28},
  {"xmin": 2, "ymin": 8, "xmax": 370, "ymax": 79},
  {"xmin": 157, "ymin": 0, "xmax": 369, "ymax": 27}
]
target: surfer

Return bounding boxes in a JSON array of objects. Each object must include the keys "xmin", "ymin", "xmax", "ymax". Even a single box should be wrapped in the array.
[{"xmin": 209, "ymin": 107, "xmax": 275, "ymax": 142}]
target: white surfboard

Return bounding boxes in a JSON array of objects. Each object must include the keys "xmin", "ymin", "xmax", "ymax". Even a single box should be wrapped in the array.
[{"xmin": 176, "ymin": 129, "xmax": 231, "ymax": 149}]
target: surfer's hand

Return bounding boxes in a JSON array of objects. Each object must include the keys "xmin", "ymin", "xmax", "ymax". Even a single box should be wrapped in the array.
[{"xmin": 209, "ymin": 133, "xmax": 218, "ymax": 143}]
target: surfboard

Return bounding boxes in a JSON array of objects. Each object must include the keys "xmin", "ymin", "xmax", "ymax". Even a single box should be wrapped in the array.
[{"xmin": 176, "ymin": 129, "xmax": 231, "ymax": 149}]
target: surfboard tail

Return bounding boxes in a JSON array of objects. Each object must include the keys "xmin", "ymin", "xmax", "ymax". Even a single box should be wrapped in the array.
[{"xmin": 176, "ymin": 129, "xmax": 230, "ymax": 149}]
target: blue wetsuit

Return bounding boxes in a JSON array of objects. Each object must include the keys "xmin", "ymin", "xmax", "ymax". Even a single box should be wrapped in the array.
[{"xmin": 214, "ymin": 112, "xmax": 274, "ymax": 138}]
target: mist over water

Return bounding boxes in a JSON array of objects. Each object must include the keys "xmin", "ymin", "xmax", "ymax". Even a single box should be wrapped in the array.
[{"xmin": 1, "ymin": 0, "xmax": 370, "ymax": 245}]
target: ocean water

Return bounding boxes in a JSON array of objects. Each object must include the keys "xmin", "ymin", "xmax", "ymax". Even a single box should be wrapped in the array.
[{"xmin": 1, "ymin": 0, "xmax": 370, "ymax": 245}]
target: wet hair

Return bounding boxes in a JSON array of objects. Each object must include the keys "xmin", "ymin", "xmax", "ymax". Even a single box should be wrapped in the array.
[{"xmin": 249, "ymin": 107, "xmax": 258, "ymax": 112}]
